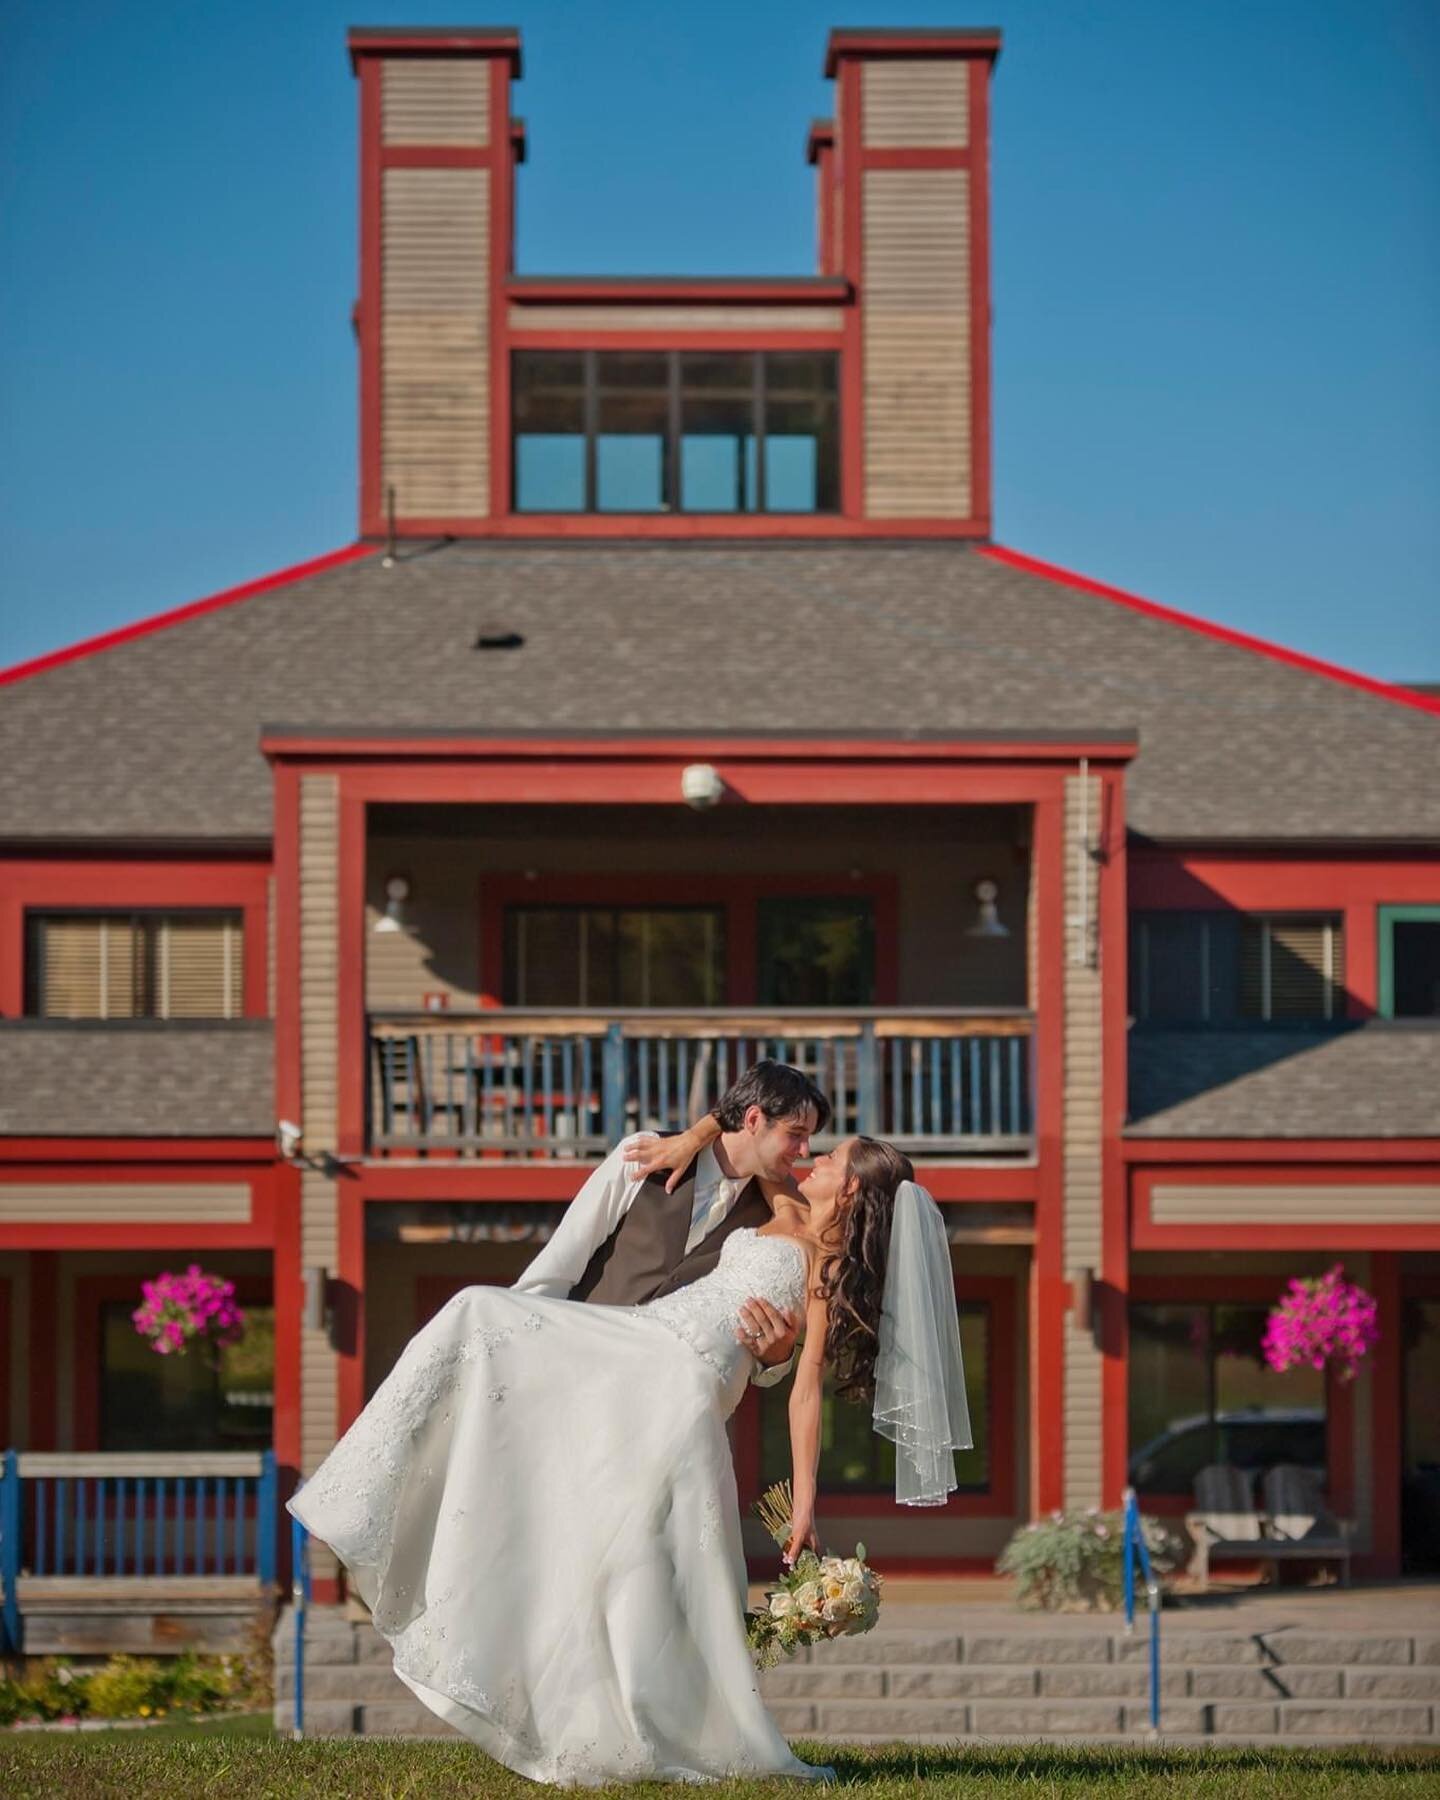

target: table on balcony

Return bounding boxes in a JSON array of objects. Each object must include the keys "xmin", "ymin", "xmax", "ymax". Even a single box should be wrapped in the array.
[{"xmin": 368, "ymin": 1008, "xmax": 1035, "ymax": 1159}]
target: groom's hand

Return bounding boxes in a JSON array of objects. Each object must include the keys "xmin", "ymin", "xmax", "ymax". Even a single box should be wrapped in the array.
[{"xmin": 737, "ymin": 1299, "xmax": 801, "ymax": 1367}]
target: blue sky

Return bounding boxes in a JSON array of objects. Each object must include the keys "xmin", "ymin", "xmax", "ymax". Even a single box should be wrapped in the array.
[{"xmin": 2, "ymin": 0, "xmax": 1436, "ymax": 679}]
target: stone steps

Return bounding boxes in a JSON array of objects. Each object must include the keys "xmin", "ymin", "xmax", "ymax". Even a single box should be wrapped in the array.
[{"xmin": 271, "ymin": 1609, "xmax": 1440, "ymax": 1743}]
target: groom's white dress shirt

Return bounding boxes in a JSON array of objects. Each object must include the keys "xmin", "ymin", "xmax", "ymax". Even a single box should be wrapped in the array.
[{"xmin": 513, "ymin": 1135, "xmax": 794, "ymax": 1387}]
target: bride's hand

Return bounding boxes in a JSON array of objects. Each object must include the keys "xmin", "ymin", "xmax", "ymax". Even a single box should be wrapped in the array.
[
  {"xmin": 782, "ymin": 1514, "xmax": 820, "ymax": 1568},
  {"xmin": 622, "ymin": 1128, "xmax": 699, "ymax": 1192}
]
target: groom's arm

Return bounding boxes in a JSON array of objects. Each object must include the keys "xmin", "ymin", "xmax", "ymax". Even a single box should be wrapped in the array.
[{"xmin": 511, "ymin": 1134, "xmax": 648, "ymax": 1297}]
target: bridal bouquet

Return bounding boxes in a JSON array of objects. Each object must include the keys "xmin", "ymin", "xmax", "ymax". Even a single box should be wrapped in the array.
[{"xmin": 745, "ymin": 1482, "xmax": 883, "ymax": 1670}]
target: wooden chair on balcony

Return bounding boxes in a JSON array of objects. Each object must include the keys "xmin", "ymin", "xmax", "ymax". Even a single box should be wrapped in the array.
[
  {"xmin": 1260, "ymin": 1463, "xmax": 1354, "ymax": 1587},
  {"xmin": 1184, "ymin": 1462, "xmax": 1266, "ymax": 1586},
  {"xmin": 372, "ymin": 1032, "xmax": 429, "ymax": 1141}
]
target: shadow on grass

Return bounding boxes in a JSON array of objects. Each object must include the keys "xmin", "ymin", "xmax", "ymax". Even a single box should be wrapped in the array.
[{"xmin": 814, "ymin": 1743, "xmax": 1440, "ymax": 1783}]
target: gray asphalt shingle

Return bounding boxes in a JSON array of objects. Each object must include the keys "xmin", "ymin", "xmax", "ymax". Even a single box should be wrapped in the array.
[
  {"xmin": 0, "ymin": 1022, "xmax": 273, "ymax": 1137},
  {"xmin": 1126, "ymin": 1025, "xmax": 1440, "ymax": 1138},
  {"xmin": 2, "ymin": 540, "xmax": 1437, "ymax": 843}
]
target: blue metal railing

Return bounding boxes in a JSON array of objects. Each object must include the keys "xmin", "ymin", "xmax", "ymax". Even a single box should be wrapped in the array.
[
  {"xmin": 0, "ymin": 1449, "xmax": 277, "ymax": 1651},
  {"xmin": 370, "ymin": 1008, "xmax": 1035, "ymax": 1159},
  {"xmin": 290, "ymin": 1512, "xmax": 312, "ymax": 1739},
  {"xmin": 1121, "ymin": 1485, "xmax": 1161, "ymax": 1733}
]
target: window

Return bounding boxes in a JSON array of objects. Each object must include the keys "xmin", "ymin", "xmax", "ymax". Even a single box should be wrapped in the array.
[
  {"xmin": 100, "ymin": 1300, "xmax": 273, "ymax": 1452},
  {"xmin": 1130, "ymin": 912, "xmax": 1344, "ymax": 1024},
  {"xmin": 1379, "ymin": 907, "xmax": 1440, "ymax": 1019},
  {"xmin": 26, "ymin": 912, "xmax": 245, "ymax": 1019},
  {"xmin": 1238, "ymin": 916, "xmax": 1344, "ymax": 1021},
  {"xmin": 512, "ymin": 351, "xmax": 839, "ymax": 514},
  {"xmin": 758, "ymin": 1301, "xmax": 990, "ymax": 1495},
  {"xmin": 758, "ymin": 897, "xmax": 875, "ymax": 1006},
  {"xmin": 1128, "ymin": 1302, "xmax": 1326, "ymax": 1494},
  {"xmin": 505, "ymin": 905, "xmax": 724, "ymax": 1008}
]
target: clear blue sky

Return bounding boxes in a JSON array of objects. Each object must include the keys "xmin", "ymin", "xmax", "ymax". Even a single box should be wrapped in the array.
[{"xmin": 2, "ymin": 0, "xmax": 1437, "ymax": 679}]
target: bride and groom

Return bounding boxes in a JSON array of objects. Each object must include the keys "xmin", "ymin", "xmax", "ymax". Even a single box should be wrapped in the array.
[{"xmin": 287, "ymin": 1059, "xmax": 971, "ymax": 1785}]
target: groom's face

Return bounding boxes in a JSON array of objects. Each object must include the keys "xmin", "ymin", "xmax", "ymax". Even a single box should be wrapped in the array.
[{"xmin": 747, "ymin": 1105, "xmax": 818, "ymax": 1183}]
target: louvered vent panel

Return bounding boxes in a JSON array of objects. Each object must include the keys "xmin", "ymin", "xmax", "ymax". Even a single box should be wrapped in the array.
[
  {"xmin": 382, "ymin": 59, "xmax": 491, "ymax": 147},
  {"xmin": 862, "ymin": 168, "xmax": 971, "ymax": 517},
  {"xmin": 381, "ymin": 166, "xmax": 491, "ymax": 516},
  {"xmin": 862, "ymin": 60, "xmax": 969, "ymax": 147}
]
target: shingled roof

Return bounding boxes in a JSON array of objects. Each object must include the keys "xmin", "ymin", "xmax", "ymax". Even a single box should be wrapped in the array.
[
  {"xmin": 0, "ymin": 1021, "xmax": 273, "ymax": 1137},
  {"xmin": 1127, "ymin": 1024, "xmax": 1440, "ymax": 1138},
  {"xmin": 2, "ymin": 540, "xmax": 1437, "ymax": 843}
]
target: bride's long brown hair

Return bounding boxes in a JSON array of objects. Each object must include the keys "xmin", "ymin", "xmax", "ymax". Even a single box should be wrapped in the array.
[{"xmin": 817, "ymin": 1136, "xmax": 915, "ymax": 1404}]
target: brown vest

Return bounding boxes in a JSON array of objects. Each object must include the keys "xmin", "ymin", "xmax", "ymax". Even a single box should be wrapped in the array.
[{"xmin": 569, "ymin": 1155, "xmax": 772, "ymax": 1306}]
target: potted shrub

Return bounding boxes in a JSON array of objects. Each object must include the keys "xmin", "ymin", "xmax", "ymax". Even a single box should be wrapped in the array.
[{"xmin": 997, "ymin": 1507, "xmax": 1187, "ymax": 1612}]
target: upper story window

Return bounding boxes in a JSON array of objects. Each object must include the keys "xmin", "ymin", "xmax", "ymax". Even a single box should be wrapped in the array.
[
  {"xmin": 26, "ymin": 911, "xmax": 246, "ymax": 1020},
  {"xmin": 1131, "ymin": 911, "xmax": 1345, "ymax": 1025},
  {"xmin": 512, "ymin": 350, "xmax": 839, "ymax": 515},
  {"xmin": 1380, "ymin": 906, "xmax": 1440, "ymax": 1018}
]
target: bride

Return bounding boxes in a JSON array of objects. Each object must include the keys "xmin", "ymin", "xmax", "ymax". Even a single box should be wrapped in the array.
[{"xmin": 286, "ymin": 1123, "xmax": 970, "ymax": 1786}]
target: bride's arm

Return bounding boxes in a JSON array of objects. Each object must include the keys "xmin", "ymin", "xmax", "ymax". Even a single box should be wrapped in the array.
[
  {"xmin": 621, "ymin": 1110, "xmax": 723, "ymax": 1190},
  {"xmin": 783, "ymin": 1272, "xmax": 830, "ymax": 1565}
]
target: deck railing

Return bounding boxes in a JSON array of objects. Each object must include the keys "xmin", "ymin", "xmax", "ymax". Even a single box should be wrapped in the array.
[
  {"xmin": 0, "ymin": 1448, "xmax": 277, "ymax": 1652},
  {"xmin": 369, "ymin": 1008, "xmax": 1035, "ymax": 1159}
]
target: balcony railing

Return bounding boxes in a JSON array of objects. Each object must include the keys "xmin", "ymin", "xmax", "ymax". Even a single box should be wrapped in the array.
[
  {"xmin": 369, "ymin": 1008, "xmax": 1034, "ymax": 1159},
  {"xmin": 0, "ymin": 1449, "xmax": 278, "ymax": 1653}
]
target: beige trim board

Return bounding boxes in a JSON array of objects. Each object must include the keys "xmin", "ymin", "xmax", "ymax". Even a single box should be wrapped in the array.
[
  {"xmin": 1151, "ymin": 1183, "xmax": 1440, "ymax": 1226},
  {"xmin": 0, "ymin": 1184, "xmax": 252, "ymax": 1224}
]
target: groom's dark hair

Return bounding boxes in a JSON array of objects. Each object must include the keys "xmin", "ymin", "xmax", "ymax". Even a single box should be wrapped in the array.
[{"xmin": 712, "ymin": 1059, "xmax": 832, "ymax": 1134}]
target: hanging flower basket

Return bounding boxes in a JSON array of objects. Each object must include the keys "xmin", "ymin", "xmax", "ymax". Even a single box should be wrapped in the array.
[
  {"xmin": 1261, "ymin": 1264, "xmax": 1378, "ymax": 1384},
  {"xmin": 132, "ymin": 1265, "xmax": 246, "ymax": 1367}
]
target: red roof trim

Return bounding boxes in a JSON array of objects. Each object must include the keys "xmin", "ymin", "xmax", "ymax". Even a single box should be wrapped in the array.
[
  {"xmin": 977, "ymin": 544, "xmax": 1440, "ymax": 721},
  {"xmin": 506, "ymin": 276, "xmax": 852, "ymax": 306},
  {"xmin": 0, "ymin": 544, "xmax": 379, "ymax": 690},
  {"xmin": 825, "ymin": 30, "xmax": 1002, "ymax": 76}
]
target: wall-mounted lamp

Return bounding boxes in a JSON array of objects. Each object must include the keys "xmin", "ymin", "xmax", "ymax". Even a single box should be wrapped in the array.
[
  {"xmin": 302, "ymin": 1265, "xmax": 330, "ymax": 1333},
  {"xmin": 680, "ymin": 763, "xmax": 725, "ymax": 810},
  {"xmin": 966, "ymin": 877, "xmax": 1010, "ymax": 938},
  {"xmin": 374, "ymin": 873, "xmax": 410, "ymax": 933},
  {"xmin": 277, "ymin": 1118, "xmax": 303, "ymax": 1161}
]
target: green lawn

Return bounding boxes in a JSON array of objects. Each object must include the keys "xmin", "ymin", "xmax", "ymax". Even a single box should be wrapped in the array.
[{"xmin": 1, "ymin": 1734, "xmax": 1438, "ymax": 1798}]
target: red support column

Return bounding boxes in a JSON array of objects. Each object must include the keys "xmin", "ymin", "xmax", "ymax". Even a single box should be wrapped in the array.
[
  {"xmin": 27, "ymin": 1251, "xmax": 58, "ymax": 1450},
  {"xmin": 1031, "ymin": 792, "xmax": 1066, "ymax": 1516},
  {"xmin": 1368, "ymin": 1251, "xmax": 1403, "ymax": 1576}
]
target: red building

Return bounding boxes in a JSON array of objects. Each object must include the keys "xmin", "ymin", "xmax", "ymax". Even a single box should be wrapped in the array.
[{"xmin": 2, "ymin": 26, "xmax": 1438, "ymax": 1626}]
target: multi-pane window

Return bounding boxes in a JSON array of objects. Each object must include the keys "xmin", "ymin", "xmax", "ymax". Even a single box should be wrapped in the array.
[
  {"xmin": 504, "ymin": 905, "xmax": 725, "ymax": 1008},
  {"xmin": 758, "ymin": 1302, "xmax": 990, "ymax": 1495},
  {"xmin": 1128, "ymin": 1302, "xmax": 1326, "ymax": 1495},
  {"xmin": 512, "ymin": 350, "xmax": 839, "ymax": 514},
  {"xmin": 26, "ymin": 912, "xmax": 245, "ymax": 1019},
  {"xmin": 1130, "ymin": 912, "xmax": 1344, "ymax": 1024}
]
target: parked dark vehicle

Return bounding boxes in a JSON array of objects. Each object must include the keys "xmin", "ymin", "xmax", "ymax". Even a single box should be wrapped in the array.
[{"xmin": 1128, "ymin": 1407, "xmax": 1326, "ymax": 1494}]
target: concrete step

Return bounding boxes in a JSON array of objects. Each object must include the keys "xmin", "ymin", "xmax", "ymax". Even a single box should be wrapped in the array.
[
  {"xmin": 275, "ymin": 1660, "xmax": 414, "ymax": 1702},
  {"xmin": 357, "ymin": 1700, "xmax": 467, "ymax": 1738}
]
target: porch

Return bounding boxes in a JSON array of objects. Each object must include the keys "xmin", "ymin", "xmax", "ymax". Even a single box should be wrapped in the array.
[
  {"xmin": 357, "ymin": 798, "xmax": 1040, "ymax": 1160},
  {"xmin": 368, "ymin": 1007, "xmax": 1035, "ymax": 1157}
]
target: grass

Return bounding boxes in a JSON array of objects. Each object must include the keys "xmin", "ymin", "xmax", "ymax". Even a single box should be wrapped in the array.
[{"xmin": 1, "ymin": 1734, "xmax": 1438, "ymax": 1798}]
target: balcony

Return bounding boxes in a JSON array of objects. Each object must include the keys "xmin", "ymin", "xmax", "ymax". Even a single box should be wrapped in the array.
[{"xmin": 368, "ymin": 1008, "xmax": 1034, "ymax": 1160}]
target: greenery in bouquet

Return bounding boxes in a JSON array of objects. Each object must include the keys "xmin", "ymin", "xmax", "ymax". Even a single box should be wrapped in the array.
[
  {"xmin": 744, "ymin": 1481, "xmax": 883, "ymax": 1670},
  {"xmin": 997, "ymin": 1506, "xmax": 1188, "ymax": 1612}
]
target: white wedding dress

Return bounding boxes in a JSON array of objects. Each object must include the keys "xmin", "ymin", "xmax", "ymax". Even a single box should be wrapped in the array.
[{"xmin": 286, "ymin": 1227, "xmax": 831, "ymax": 1786}]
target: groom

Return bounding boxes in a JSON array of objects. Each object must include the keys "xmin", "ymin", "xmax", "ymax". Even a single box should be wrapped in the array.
[{"xmin": 512, "ymin": 1060, "xmax": 830, "ymax": 1382}]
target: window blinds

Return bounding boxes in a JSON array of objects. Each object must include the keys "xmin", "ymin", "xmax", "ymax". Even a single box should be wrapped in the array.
[
  {"xmin": 31, "ymin": 913, "xmax": 244, "ymax": 1019},
  {"xmin": 1239, "ymin": 916, "xmax": 1344, "ymax": 1021}
]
